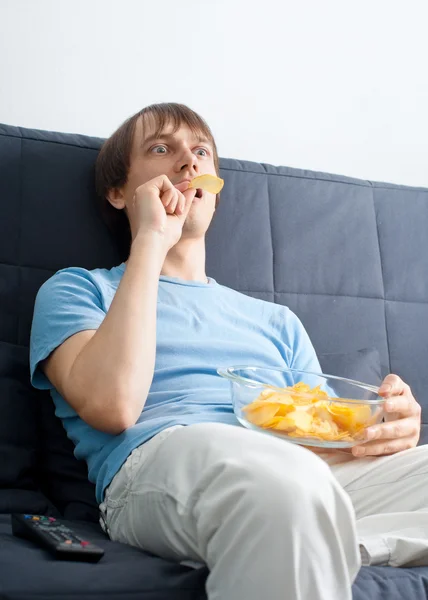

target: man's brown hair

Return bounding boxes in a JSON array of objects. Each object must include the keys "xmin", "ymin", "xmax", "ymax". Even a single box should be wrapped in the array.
[{"xmin": 95, "ymin": 102, "xmax": 220, "ymax": 260}]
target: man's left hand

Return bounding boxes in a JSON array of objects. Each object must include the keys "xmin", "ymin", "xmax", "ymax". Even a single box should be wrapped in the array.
[{"xmin": 351, "ymin": 374, "xmax": 421, "ymax": 457}]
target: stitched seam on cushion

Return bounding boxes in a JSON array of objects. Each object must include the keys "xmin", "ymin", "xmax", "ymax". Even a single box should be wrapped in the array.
[
  {"xmin": 0, "ymin": 260, "xmax": 61, "ymax": 273},
  {"xmin": 275, "ymin": 290, "xmax": 383, "ymax": 301},
  {"xmin": 0, "ymin": 131, "xmax": 102, "ymax": 152},
  {"xmin": 346, "ymin": 469, "xmax": 428, "ymax": 493},
  {"xmin": 372, "ymin": 185, "xmax": 391, "ymax": 374},
  {"xmin": 221, "ymin": 165, "xmax": 428, "ymax": 192},
  {"xmin": 266, "ymin": 175, "xmax": 275, "ymax": 301},
  {"xmin": 221, "ymin": 165, "xmax": 371, "ymax": 188},
  {"xmin": 2, "ymin": 130, "xmax": 427, "ymax": 193},
  {"xmin": 16, "ymin": 138, "xmax": 24, "ymax": 345},
  {"xmin": 242, "ymin": 289, "xmax": 384, "ymax": 301},
  {"xmin": 269, "ymin": 291, "xmax": 428, "ymax": 305}
]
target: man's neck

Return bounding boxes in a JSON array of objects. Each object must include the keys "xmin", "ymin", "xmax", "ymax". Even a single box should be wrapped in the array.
[{"xmin": 160, "ymin": 237, "xmax": 208, "ymax": 284}]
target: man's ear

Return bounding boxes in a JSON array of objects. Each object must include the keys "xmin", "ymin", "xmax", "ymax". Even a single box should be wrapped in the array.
[{"xmin": 107, "ymin": 187, "xmax": 126, "ymax": 210}]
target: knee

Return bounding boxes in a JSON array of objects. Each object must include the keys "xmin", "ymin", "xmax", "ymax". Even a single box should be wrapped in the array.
[
  {"xmin": 208, "ymin": 437, "xmax": 334, "ymax": 508},
  {"xmin": 181, "ymin": 424, "xmax": 352, "ymax": 530},
  {"xmin": 242, "ymin": 448, "xmax": 334, "ymax": 507}
]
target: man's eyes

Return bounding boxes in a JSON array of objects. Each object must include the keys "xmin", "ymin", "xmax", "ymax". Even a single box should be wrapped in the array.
[
  {"xmin": 151, "ymin": 145, "xmax": 168, "ymax": 154},
  {"xmin": 195, "ymin": 147, "xmax": 209, "ymax": 156},
  {"xmin": 149, "ymin": 145, "xmax": 210, "ymax": 156}
]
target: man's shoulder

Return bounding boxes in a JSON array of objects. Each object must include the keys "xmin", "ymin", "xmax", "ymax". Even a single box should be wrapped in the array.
[
  {"xmin": 35, "ymin": 263, "xmax": 124, "ymax": 308},
  {"xmin": 44, "ymin": 263, "xmax": 124, "ymax": 289}
]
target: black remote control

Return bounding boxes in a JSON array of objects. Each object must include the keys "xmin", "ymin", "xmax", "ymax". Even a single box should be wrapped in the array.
[{"xmin": 11, "ymin": 514, "xmax": 105, "ymax": 562}]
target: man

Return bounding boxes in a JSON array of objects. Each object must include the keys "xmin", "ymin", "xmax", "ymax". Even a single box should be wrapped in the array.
[{"xmin": 30, "ymin": 103, "xmax": 425, "ymax": 600}]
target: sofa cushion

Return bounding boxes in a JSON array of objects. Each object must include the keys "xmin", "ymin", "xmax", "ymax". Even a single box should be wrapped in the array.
[
  {"xmin": 0, "ymin": 124, "xmax": 117, "ymax": 519},
  {"xmin": 0, "ymin": 514, "xmax": 209, "ymax": 600},
  {"xmin": 205, "ymin": 159, "xmax": 428, "ymax": 427},
  {"xmin": 1, "ymin": 121, "xmax": 428, "ymax": 600},
  {"xmin": 1, "ymin": 121, "xmax": 427, "ymax": 521},
  {"xmin": 318, "ymin": 347, "xmax": 383, "ymax": 385},
  {"xmin": 0, "ymin": 342, "xmax": 55, "ymax": 515},
  {"xmin": 0, "ymin": 340, "xmax": 98, "ymax": 519},
  {"xmin": 1, "ymin": 513, "xmax": 428, "ymax": 600},
  {"xmin": 34, "ymin": 392, "xmax": 99, "ymax": 522}
]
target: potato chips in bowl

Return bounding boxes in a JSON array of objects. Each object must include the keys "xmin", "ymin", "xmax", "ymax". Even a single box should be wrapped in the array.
[{"xmin": 217, "ymin": 366, "xmax": 385, "ymax": 448}]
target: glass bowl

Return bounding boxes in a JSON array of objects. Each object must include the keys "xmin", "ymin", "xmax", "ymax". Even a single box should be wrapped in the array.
[{"xmin": 217, "ymin": 366, "xmax": 385, "ymax": 448}]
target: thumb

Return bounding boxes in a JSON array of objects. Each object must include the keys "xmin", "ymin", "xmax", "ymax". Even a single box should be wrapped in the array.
[
  {"xmin": 178, "ymin": 187, "xmax": 197, "ymax": 220},
  {"xmin": 378, "ymin": 374, "xmax": 404, "ymax": 397}
]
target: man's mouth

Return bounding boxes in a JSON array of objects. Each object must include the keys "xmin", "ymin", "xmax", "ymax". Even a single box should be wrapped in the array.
[{"xmin": 173, "ymin": 181, "xmax": 203, "ymax": 198}]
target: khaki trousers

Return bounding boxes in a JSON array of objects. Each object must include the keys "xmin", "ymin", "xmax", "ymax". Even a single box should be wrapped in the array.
[{"xmin": 99, "ymin": 422, "xmax": 428, "ymax": 600}]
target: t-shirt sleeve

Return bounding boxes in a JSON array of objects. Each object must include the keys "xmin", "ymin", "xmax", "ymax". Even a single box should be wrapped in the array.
[
  {"xmin": 283, "ymin": 308, "xmax": 339, "ymax": 395},
  {"xmin": 29, "ymin": 268, "xmax": 106, "ymax": 390},
  {"xmin": 283, "ymin": 307, "xmax": 322, "ymax": 373}
]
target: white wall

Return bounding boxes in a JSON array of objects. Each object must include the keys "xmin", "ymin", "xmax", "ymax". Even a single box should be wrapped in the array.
[{"xmin": 1, "ymin": 0, "xmax": 427, "ymax": 187}]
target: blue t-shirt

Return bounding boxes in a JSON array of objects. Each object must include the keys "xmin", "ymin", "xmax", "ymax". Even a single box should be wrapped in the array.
[{"xmin": 30, "ymin": 263, "xmax": 321, "ymax": 504}]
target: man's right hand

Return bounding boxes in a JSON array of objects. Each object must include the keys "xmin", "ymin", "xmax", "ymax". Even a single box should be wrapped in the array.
[{"xmin": 127, "ymin": 175, "xmax": 197, "ymax": 252}]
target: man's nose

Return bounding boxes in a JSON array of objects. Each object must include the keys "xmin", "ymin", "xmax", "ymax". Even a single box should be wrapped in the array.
[{"xmin": 176, "ymin": 147, "xmax": 198, "ymax": 173}]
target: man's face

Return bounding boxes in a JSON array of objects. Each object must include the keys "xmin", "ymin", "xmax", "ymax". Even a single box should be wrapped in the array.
[{"xmin": 119, "ymin": 113, "xmax": 218, "ymax": 239}]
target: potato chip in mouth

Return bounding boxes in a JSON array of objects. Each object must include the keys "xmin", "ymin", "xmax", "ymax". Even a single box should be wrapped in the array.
[{"xmin": 188, "ymin": 174, "xmax": 224, "ymax": 194}]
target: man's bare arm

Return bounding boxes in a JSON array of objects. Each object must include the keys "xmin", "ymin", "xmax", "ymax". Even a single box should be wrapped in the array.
[
  {"xmin": 43, "ymin": 232, "xmax": 166, "ymax": 434},
  {"xmin": 42, "ymin": 176, "xmax": 196, "ymax": 435}
]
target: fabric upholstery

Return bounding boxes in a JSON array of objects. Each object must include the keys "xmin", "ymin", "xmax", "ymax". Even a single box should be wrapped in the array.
[
  {"xmin": 0, "ymin": 342, "xmax": 57, "ymax": 515},
  {"xmin": 0, "ymin": 122, "xmax": 427, "ymax": 599},
  {"xmin": 0, "ymin": 514, "xmax": 209, "ymax": 599},
  {"xmin": 318, "ymin": 347, "xmax": 382, "ymax": 385}
]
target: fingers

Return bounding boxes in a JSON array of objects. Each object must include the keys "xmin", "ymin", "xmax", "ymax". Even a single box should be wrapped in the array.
[
  {"xmin": 178, "ymin": 187, "xmax": 197, "ymax": 219},
  {"xmin": 173, "ymin": 183, "xmax": 197, "ymax": 218},
  {"xmin": 352, "ymin": 436, "xmax": 416, "ymax": 457},
  {"xmin": 349, "ymin": 375, "xmax": 420, "ymax": 458},
  {"xmin": 149, "ymin": 175, "xmax": 184, "ymax": 216},
  {"xmin": 174, "ymin": 189, "xmax": 188, "ymax": 215},
  {"xmin": 160, "ymin": 187, "xmax": 185, "ymax": 215},
  {"xmin": 384, "ymin": 393, "xmax": 419, "ymax": 418},
  {"xmin": 378, "ymin": 374, "xmax": 406, "ymax": 397},
  {"xmin": 363, "ymin": 417, "xmax": 418, "ymax": 442},
  {"xmin": 378, "ymin": 374, "xmax": 419, "ymax": 418},
  {"xmin": 351, "ymin": 416, "xmax": 420, "ymax": 457},
  {"xmin": 160, "ymin": 188, "xmax": 175, "ymax": 213},
  {"xmin": 174, "ymin": 180, "xmax": 192, "ymax": 194},
  {"xmin": 167, "ymin": 193, "xmax": 180, "ymax": 215},
  {"xmin": 151, "ymin": 175, "xmax": 196, "ymax": 217},
  {"xmin": 153, "ymin": 174, "xmax": 178, "ymax": 194}
]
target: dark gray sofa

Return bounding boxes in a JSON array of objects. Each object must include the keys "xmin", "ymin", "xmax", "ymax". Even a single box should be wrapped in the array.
[{"xmin": 0, "ymin": 122, "xmax": 427, "ymax": 599}]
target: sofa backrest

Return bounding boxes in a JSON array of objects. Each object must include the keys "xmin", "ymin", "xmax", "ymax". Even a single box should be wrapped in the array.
[
  {"xmin": 0, "ymin": 123, "xmax": 427, "ymax": 516},
  {"xmin": 206, "ymin": 156, "xmax": 428, "ymax": 409}
]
